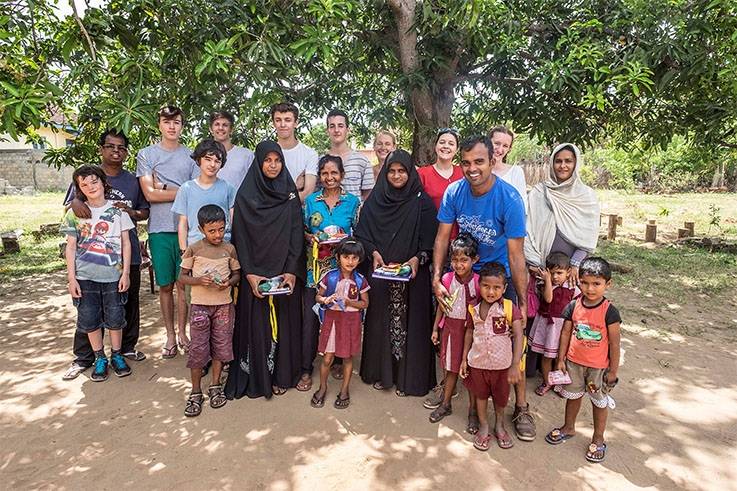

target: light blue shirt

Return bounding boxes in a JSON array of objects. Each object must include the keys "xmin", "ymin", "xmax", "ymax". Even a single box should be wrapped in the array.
[{"xmin": 171, "ymin": 178, "xmax": 236, "ymax": 245}]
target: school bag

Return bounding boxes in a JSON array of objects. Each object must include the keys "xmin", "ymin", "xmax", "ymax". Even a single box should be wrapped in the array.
[{"xmin": 314, "ymin": 268, "xmax": 366, "ymax": 323}]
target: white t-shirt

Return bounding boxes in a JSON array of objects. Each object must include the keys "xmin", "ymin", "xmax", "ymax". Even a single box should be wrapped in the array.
[
  {"xmin": 495, "ymin": 165, "xmax": 528, "ymax": 213},
  {"xmin": 218, "ymin": 145, "xmax": 254, "ymax": 192},
  {"xmin": 281, "ymin": 142, "xmax": 318, "ymax": 184}
]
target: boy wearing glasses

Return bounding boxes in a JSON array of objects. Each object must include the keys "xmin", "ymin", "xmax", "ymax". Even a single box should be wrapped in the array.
[{"xmin": 62, "ymin": 129, "xmax": 150, "ymax": 380}]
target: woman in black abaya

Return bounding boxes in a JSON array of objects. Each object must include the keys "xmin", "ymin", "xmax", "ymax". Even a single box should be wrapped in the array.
[
  {"xmin": 225, "ymin": 141, "xmax": 305, "ymax": 399},
  {"xmin": 355, "ymin": 149, "xmax": 438, "ymax": 397}
]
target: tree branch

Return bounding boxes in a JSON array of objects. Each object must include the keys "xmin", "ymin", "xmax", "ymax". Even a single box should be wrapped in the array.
[{"xmin": 69, "ymin": 0, "xmax": 96, "ymax": 62}]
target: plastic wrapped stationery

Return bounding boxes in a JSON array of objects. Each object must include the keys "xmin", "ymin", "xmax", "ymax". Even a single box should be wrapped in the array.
[
  {"xmin": 257, "ymin": 276, "xmax": 292, "ymax": 295},
  {"xmin": 372, "ymin": 263, "xmax": 412, "ymax": 282},
  {"xmin": 316, "ymin": 225, "xmax": 348, "ymax": 245},
  {"xmin": 547, "ymin": 370, "xmax": 572, "ymax": 386}
]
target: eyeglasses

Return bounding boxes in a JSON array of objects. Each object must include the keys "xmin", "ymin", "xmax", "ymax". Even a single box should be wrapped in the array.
[
  {"xmin": 437, "ymin": 127, "xmax": 460, "ymax": 136},
  {"xmin": 102, "ymin": 144, "xmax": 128, "ymax": 152}
]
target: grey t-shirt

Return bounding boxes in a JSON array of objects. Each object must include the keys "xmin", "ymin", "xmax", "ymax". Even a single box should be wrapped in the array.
[
  {"xmin": 218, "ymin": 145, "xmax": 254, "ymax": 192},
  {"xmin": 341, "ymin": 150, "xmax": 374, "ymax": 198},
  {"xmin": 136, "ymin": 143, "xmax": 199, "ymax": 233}
]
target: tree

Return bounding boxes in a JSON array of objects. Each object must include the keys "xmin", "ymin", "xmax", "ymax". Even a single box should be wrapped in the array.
[{"xmin": 3, "ymin": 0, "xmax": 737, "ymax": 168}]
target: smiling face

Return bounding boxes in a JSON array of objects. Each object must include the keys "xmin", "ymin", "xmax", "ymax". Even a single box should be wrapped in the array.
[
  {"xmin": 435, "ymin": 132, "xmax": 458, "ymax": 162},
  {"xmin": 272, "ymin": 111, "xmax": 298, "ymax": 141},
  {"xmin": 387, "ymin": 162, "xmax": 409, "ymax": 189},
  {"xmin": 198, "ymin": 153, "xmax": 223, "ymax": 178},
  {"xmin": 319, "ymin": 161, "xmax": 343, "ymax": 190},
  {"xmin": 99, "ymin": 134, "xmax": 128, "ymax": 167},
  {"xmin": 450, "ymin": 250, "xmax": 478, "ymax": 280},
  {"xmin": 77, "ymin": 174, "xmax": 105, "ymax": 202},
  {"xmin": 491, "ymin": 131, "xmax": 513, "ymax": 163},
  {"xmin": 373, "ymin": 133, "xmax": 396, "ymax": 163},
  {"xmin": 210, "ymin": 117, "xmax": 232, "ymax": 144},
  {"xmin": 261, "ymin": 151, "xmax": 283, "ymax": 179},
  {"xmin": 327, "ymin": 115, "xmax": 349, "ymax": 146},
  {"xmin": 553, "ymin": 148, "xmax": 576, "ymax": 182},
  {"xmin": 158, "ymin": 115, "xmax": 183, "ymax": 143},
  {"xmin": 460, "ymin": 142, "xmax": 493, "ymax": 188}
]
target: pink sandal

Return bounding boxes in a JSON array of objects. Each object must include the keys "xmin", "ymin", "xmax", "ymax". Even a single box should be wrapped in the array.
[
  {"xmin": 473, "ymin": 433, "xmax": 492, "ymax": 451},
  {"xmin": 495, "ymin": 430, "xmax": 514, "ymax": 449},
  {"xmin": 535, "ymin": 381, "xmax": 552, "ymax": 396}
]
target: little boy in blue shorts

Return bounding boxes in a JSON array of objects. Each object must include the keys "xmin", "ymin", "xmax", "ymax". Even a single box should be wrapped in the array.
[{"xmin": 61, "ymin": 165, "xmax": 134, "ymax": 382}]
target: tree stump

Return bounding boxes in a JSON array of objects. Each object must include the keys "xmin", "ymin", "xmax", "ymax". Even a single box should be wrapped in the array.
[
  {"xmin": 1, "ymin": 233, "xmax": 20, "ymax": 254},
  {"xmin": 645, "ymin": 223, "xmax": 657, "ymax": 242},
  {"xmin": 678, "ymin": 228, "xmax": 690, "ymax": 238},
  {"xmin": 684, "ymin": 221, "xmax": 695, "ymax": 237},
  {"xmin": 607, "ymin": 215, "xmax": 618, "ymax": 241}
]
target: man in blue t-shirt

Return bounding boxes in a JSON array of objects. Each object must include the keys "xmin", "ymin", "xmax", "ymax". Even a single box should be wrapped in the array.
[{"xmin": 432, "ymin": 134, "xmax": 535, "ymax": 442}]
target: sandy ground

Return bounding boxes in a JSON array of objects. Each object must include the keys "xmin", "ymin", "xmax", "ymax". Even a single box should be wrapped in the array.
[{"xmin": 1, "ymin": 271, "xmax": 736, "ymax": 490}]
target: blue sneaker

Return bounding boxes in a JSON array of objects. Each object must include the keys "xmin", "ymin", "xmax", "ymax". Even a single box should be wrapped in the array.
[
  {"xmin": 91, "ymin": 356, "xmax": 109, "ymax": 382},
  {"xmin": 110, "ymin": 352, "xmax": 131, "ymax": 377}
]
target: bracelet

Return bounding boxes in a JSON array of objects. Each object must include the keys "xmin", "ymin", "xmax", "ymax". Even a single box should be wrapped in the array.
[{"xmin": 162, "ymin": 183, "xmax": 168, "ymax": 191}]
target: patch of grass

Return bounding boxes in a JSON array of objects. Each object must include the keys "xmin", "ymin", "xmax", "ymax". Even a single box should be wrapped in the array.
[
  {"xmin": 0, "ymin": 192, "xmax": 66, "ymax": 280},
  {"xmin": 598, "ymin": 241, "xmax": 737, "ymax": 298}
]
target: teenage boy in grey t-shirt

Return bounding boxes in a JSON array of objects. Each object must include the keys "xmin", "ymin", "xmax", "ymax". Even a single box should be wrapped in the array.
[
  {"xmin": 326, "ymin": 108, "xmax": 373, "ymax": 200},
  {"xmin": 136, "ymin": 105, "xmax": 198, "ymax": 359},
  {"xmin": 209, "ymin": 110, "xmax": 254, "ymax": 192}
]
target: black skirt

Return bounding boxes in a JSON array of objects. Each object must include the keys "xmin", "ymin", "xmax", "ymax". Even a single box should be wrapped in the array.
[{"xmin": 225, "ymin": 279, "xmax": 303, "ymax": 399}]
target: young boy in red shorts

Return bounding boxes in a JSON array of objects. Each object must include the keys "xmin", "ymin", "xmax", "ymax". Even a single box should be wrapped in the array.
[{"xmin": 178, "ymin": 205, "xmax": 240, "ymax": 417}]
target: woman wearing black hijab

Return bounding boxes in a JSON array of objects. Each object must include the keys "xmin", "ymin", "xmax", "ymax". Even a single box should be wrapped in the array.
[
  {"xmin": 355, "ymin": 149, "xmax": 438, "ymax": 397},
  {"xmin": 225, "ymin": 140, "xmax": 305, "ymax": 399}
]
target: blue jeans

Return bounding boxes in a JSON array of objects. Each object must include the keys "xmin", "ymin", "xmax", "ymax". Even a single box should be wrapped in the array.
[{"xmin": 73, "ymin": 280, "xmax": 127, "ymax": 334}]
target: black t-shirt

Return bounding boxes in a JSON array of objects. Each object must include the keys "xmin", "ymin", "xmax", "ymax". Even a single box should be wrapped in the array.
[{"xmin": 561, "ymin": 297, "xmax": 621, "ymax": 326}]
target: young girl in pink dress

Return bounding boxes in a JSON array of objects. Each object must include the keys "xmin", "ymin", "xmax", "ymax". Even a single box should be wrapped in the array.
[
  {"xmin": 311, "ymin": 238, "xmax": 370, "ymax": 409},
  {"xmin": 427, "ymin": 233, "xmax": 479, "ymax": 423},
  {"xmin": 529, "ymin": 251, "xmax": 579, "ymax": 396}
]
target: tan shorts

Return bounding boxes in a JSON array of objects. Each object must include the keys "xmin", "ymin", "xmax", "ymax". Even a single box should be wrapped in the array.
[{"xmin": 557, "ymin": 360, "xmax": 612, "ymax": 408}]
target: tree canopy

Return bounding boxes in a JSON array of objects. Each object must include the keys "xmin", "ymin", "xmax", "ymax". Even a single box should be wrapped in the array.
[{"xmin": 2, "ymin": 0, "xmax": 736, "ymax": 167}]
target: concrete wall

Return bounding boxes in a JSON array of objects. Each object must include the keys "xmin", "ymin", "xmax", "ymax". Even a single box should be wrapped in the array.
[{"xmin": 0, "ymin": 150, "xmax": 74, "ymax": 192}]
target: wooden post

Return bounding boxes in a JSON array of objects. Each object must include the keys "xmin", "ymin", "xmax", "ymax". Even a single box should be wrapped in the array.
[
  {"xmin": 648, "ymin": 219, "xmax": 656, "ymax": 225},
  {"xmin": 645, "ymin": 222, "xmax": 657, "ymax": 242},
  {"xmin": 678, "ymin": 228, "xmax": 690, "ymax": 238},
  {"xmin": 607, "ymin": 214, "xmax": 618, "ymax": 241},
  {"xmin": 684, "ymin": 221, "xmax": 695, "ymax": 237},
  {"xmin": 1, "ymin": 233, "xmax": 20, "ymax": 254}
]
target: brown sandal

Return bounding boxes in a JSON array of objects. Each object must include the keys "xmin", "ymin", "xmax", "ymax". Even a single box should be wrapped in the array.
[
  {"xmin": 162, "ymin": 344, "xmax": 178, "ymax": 359},
  {"xmin": 208, "ymin": 384, "xmax": 227, "ymax": 409},
  {"xmin": 184, "ymin": 392, "xmax": 203, "ymax": 417}
]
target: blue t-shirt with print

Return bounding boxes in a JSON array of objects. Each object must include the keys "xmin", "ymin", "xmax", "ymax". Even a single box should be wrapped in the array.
[
  {"xmin": 171, "ymin": 178, "xmax": 236, "ymax": 245},
  {"xmin": 438, "ymin": 177, "xmax": 525, "ymax": 275}
]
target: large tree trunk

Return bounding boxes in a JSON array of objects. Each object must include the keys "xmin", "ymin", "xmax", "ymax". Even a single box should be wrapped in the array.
[{"xmin": 388, "ymin": 0, "xmax": 457, "ymax": 165}]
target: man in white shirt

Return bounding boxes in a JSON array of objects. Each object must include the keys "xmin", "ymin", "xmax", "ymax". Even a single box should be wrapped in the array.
[
  {"xmin": 326, "ymin": 108, "xmax": 374, "ymax": 200},
  {"xmin": 271, "ymin": 102, "xmax": 318, "ymax": 202},
  {"xmin": 209, "ymin": 110, "xmax": 255, "ymax": 192}
]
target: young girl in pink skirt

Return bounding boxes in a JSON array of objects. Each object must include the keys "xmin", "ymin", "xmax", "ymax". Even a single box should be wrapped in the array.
[
  {"xmin": 428, "ymin": 233, "xmax": 479, "ymax": 423},
  {"xmin": 529, "ymin": 251, "xmax": 579, "ymax": 396},
  {"xmin": 311, "ymin": 238, "xmax": 370, "ymax": 409}
]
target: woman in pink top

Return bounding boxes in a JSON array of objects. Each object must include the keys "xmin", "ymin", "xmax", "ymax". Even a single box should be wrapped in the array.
[{"xmin": 417, "ymin": 128, "xmax": 464, "ymax": 210}]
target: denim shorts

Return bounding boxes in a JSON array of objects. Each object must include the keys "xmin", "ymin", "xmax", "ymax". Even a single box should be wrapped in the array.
[{"xmin": 73, "ymin": 280, "xmax": 128, "ymax": 334}]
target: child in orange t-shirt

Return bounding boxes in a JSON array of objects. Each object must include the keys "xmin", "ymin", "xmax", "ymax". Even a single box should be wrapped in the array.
[{"xmin": 545, "ymin": 257, "xmax": 621, "ymax": 464}]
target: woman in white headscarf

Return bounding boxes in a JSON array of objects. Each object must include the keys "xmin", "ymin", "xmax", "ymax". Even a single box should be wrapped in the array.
[{"xmin": 524, "ymin": 143, "xmax": 600, "ymax": 285}]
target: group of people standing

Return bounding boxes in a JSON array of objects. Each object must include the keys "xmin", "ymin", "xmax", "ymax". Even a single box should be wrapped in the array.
[{"xmin": 61, "ymin": 101, "xmax": 623, "ymax": 463}]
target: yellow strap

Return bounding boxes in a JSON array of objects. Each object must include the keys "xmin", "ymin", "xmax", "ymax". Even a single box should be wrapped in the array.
[
  {"xmin": 503, "ymin": 298, "xmax": 513, "ymax": 325},
  {"xmin": 268, "ymin": 295, "xmax": 278, "ymax": 342},
  {"xmin": 312, "ymin": 240, "xmax": 320, "ymax": 283}
]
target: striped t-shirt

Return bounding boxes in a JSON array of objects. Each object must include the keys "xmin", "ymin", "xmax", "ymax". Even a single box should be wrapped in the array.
[{"xmin": 341, "ymin": 150, "xmax": 374, "ymax": 198}]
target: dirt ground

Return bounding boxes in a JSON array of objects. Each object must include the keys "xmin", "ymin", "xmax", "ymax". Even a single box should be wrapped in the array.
[{"xmin": 1, "ymin": 271, "xmax": 736, "ymax": 490}]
